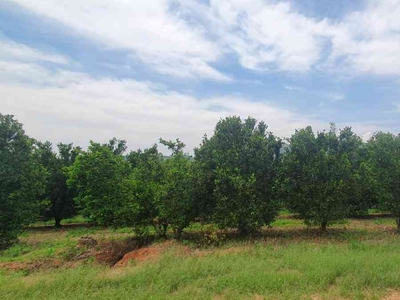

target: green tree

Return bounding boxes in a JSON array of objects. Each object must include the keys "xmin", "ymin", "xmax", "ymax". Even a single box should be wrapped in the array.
[
  {"xmin": 67, "ymin": 140, "xmax": 134, "ymax": 227},
  {"xmin": 159, "ymin": 139, "xmax": 193, "ymax": 237},
  {"xmin": 0, "ymin": 114, "xmax": 47, "ymax": 248},
  {"xmin": 195, "ymin": 116, "xmax": 282, "ymax": 234},
  {"xmin": 281, "ymin": 124, "xmax": 360, "ymax": 230},
  {"xmin": 192, "ymin": 134, "xmax": 218, "ymax": 223},
  {"xmin": 37, "ymin": 142, "xmax": 81, "ymax": 227},
  {"xmin": 367, "ymin": 132, "xmax": 400, "ymax": 229},
  {"xmin": 127, "ymin": 145, "xmax": 166, "ymax": 236},
  {"xmin": 345, "ymin": 138, "xmax": 377, "ymax": 216},
  {"xmin": 104, "ymin": 137, "xmax": 127, "ymax": 155}
]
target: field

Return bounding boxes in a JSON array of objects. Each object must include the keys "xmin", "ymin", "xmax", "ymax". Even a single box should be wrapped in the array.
[{"xmin": 2, "ymin": 216, "xmax": 400, "ymax": 300}]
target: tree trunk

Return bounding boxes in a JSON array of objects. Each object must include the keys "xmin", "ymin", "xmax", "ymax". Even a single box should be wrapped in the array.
[
  {"xmin": 396, "ymin": 216, "xmax": 400, "ymax": 230},
  {"xmin": 321, "ymin": 221, "xmax": 327, "ymax": 232},
  {"xmin": 175, "ymin": 228, "xmax": 183, "ymax": 239},
  {"xmin": 162, "ymin": 224, "xmax": 168, "ymax": 238},
  {"xmin": 55, "ymin": 217, "xmax": 62, "ymax": 228}
]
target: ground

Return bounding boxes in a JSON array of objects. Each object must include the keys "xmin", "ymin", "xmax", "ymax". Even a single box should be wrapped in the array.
[{"xmin": 1, "ymin": 216, "xmax": 400, "ymax": 299}]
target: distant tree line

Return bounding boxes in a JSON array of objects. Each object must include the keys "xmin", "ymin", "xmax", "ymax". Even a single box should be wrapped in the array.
[{"xmin": 1, "ymin": 113, "xmax": 400, "ymax": 248}]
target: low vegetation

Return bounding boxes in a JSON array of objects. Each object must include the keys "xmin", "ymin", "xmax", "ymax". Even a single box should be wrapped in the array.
[{"xmin": 2, "ymin": 216, "xmax": 400, "ymax": 299}]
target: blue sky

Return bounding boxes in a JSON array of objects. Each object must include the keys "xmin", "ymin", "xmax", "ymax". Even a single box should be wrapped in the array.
[{"xmin": 0, "ymin": 0, "xmax": 399, "ymax": 152}]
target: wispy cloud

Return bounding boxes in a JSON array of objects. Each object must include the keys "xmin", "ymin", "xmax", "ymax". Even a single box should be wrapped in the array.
[
  {"xmin": 10, "ymin": 0, "xmax": 229, "ymax": 81},
  {"xmin": 284, "ymin": 85, "xmax": 345, "ymax": 101},
  {"xmin": 0, "ymin": 53, "xmax": 324, "ymax": 151},
  {"xmin": 284, "ymin": 85, "xmax": 303, "ymax": 92},
  {"xmin": 0, "ymin": 38, "xmax": 68, "ymax": 65},
  {"xmin": 9, "ymin": 0, "xmax": 400, "ymax": 79}
]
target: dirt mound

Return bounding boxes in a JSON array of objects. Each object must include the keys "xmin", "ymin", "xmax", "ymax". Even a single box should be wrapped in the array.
[
  {"xmin": 95, "ymin": 240, "xmax": 135, "ymax": 266},
  {"xmin": 94, "ymin": 236, "xmax": 155, "ymax": 266},
  {"xmin": 114, "ymin": 240, "xmax": 176, "ymax": 267},
  {"xmin": 114, "ymin": 247, "xmax": 159, "ymax": 267}
]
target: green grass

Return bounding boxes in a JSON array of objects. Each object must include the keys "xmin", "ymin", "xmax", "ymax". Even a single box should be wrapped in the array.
[
  {"xmin": 29, "ymin": 215, "xmax": 89, "ymax": 227},
  {"xmin": 270, "ymin": 218, "xmax": 303, "ymax": 227},
  {"xmin": 2, "ymin": 240, "xmax": 400, "ymax": 299},
  {"xmin": 2, "ymin": 217, "xmax": 400, "ymax": 299}
]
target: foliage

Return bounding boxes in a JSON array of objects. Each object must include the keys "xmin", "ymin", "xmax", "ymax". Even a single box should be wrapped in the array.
[
  {"xmin": 126, "ymin": 145, "xmax": 166, "ymax": 236},
  {"xmin": 5, "ymin": 111, "xmax": 400, "ymax": 246},
  {"xmin": 367, "ymin": 132, "xmax": 400, "ymax": 228},
  {"xmin": 281, "ymin": 124, "xmax": 361, "ymax": 230},
  {"xmin": 67, "ymin": 140, "xmax": 135, "ymax": 227},
  {"xmin": 194, "ymin": 116, "xmax": 282, "ymax": 234},
  {"xmin": 159, "ymin": 139, "xmax": 194, "ymax": 236},
  {"xmin": 0, "ymin": 114, "xmax": 47, "ymax": 248},
  {"xmin": 37, "ymin": 142, "xmax": 81, "ymax": 227}
]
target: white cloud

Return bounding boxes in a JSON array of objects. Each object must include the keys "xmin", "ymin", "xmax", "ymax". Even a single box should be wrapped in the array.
[
  {"xmin": 177, "ymin": 0, "xmax": 331, "ymax": 73},
  {"xmin": 9, "ymin": 0, "xmax": 400, "ymax": 78},
  {"xmin": 328, "ymin": 0, "xmax": 400, "ymax": 76},
  {"xmin": 10, "ymin": 0, "xmax": 229, "ymax": 81},
  {"xmin": 284, "ymin": 85, "xmax": 303, "ymax": 91},
  {"xmin": 0, "ymin": 38, "xmax": 68, "ymax": 64},
  {"xmin": 283, "ymin": 84, "xmax": 345, "ymax": 102},
  {"xmin": 0, "ymin": 59, "xmax": 326, "ymax": 153}
]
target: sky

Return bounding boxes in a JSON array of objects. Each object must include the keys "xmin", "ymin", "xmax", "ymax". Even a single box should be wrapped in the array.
[{"xmin": 1, "ymin": 0, "xmax": 399, "ymax": 153}]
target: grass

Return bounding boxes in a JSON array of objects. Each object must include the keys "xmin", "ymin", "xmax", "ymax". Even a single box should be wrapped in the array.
[
  {"xmin": 1, "ymin": 216, "xmax": 400, "ymax": 299},
  {"xmin": 29, "ymin": 215, "xmax": 89, "ymax": 227}
]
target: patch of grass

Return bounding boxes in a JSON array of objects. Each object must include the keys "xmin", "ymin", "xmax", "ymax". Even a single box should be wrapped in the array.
[
  {"xmin": 368, "ymin": 208, "xmax": 389, "ymax": 214},
  {"xmin": 332, "ymin": 218, "xmax": 350, "ymax": 225},
  {"xmin": 3, "ymin": 240, "xmax": 400, "ymax": 299},
  {"xmin": 271, "ymin": 218, "xmax": 302, "ymax": 227},
  {"xmin": 2, "ymin": 218, "xmax": 400, "ymax": 299},
  {"xmin": 0, "ymin": 239, "xmax": 76, "ymax": 263},
  {"xmin": 374, "ymin": 218, "xmax": 395, "ymax": 226},
  {"xmin": 29, "ymin": 215, "xmax": 89, "ymax": 227},
  {"xmin": 66, "ymin": 228, "xmax": 100, "ymax": 238},
  {"xmin": 0, "ymin": 243, "xmax": 31, "ymax": 259},
  {"xmin": 112, "ymin": 227, "xmax": 134, "ymax": 234},
  {"xmin": 278, "ymin": 209, "xmax": 292, "ymax": 216}
]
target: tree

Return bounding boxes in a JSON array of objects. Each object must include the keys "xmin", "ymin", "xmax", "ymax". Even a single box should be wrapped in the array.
[
  {"xmin": 194, "ymin": 116, "xmax": 282, "ymax": 234},
  {"xmin": 192, "ymin": 134, "xmax": 217, "ymax": 223},
  {"xmin": 67, "ymin": 140, "xmax": 134, "ymax": 227},
  {"xmin": 159, "ymin": 138, "xmax": 185, "ymax": 155},
  {"xmin": 367, "ymin": 132, "xmax": 400, "ymax": 229},
  {"xmin": 104, "ymin": 137, "xmax": 127, "ymax": 156},
  {"xmin": 344, "ymin": 137, "xmax": 376, "ymax": 216},
  {"xmin": 127, "ymin": 139, "xmax": 194, "ymax": 238},
  {"xmin": 0, "ymin": 114, "xmax": 47, "ymax": 248},
  {"xmin": 159, "ymin": 139, "xmax": 193, "ymax": 237},
  {"xmin": 37, "ymin": 142, "xmax": 81, "ymax": 227},
  {"xmin": 281, "ymin": 124, "xmax": 359, "ymax": 231},
  {"xmin": 126, "ymin": 145, "xmax": 166, "ymax": 236}
]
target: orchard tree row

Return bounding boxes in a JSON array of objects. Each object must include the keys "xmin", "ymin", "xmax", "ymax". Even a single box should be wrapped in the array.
[{"xmin": 1, "ymin": 113, "xmax": 400, "ymax": 248}]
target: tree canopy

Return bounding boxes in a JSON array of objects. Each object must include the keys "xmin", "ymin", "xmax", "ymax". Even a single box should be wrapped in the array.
[{"xmin": 0, "ymin": 114, "xmax": 47, "ymax": 248}]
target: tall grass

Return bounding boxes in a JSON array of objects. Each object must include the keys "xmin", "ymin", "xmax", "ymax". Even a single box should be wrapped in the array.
[{"xmin": 2, "ymin": 239, "xmax": 400, "ymax": 299}]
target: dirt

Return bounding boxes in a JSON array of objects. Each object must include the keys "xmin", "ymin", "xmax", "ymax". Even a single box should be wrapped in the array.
[
  {"xmin": 114, "ymin": 247, "xmax": 159, "ymax": 267},
  {"xmin": 383, "ymin": 291, "xmax": 400, "ymax": 300},
  {"xmin": 114, "ymin": 240, "xmax": 176, "ymax": 267}
]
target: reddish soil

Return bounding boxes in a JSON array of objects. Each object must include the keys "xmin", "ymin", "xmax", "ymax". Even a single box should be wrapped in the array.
[{"xmin": 114, "ymin": 240, "xmax": 176, "ymax": 267}]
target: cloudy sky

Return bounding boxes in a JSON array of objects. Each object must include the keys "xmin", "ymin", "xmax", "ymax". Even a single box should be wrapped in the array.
[{"xmin": 1, "ymin": 0, "xmax": 399, "ymax": 153}]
